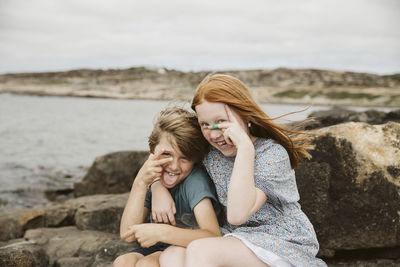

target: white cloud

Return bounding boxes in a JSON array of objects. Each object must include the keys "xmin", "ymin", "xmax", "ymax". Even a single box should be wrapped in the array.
[{"xmin": 0, "ymin": 0, "xmax": 399, "ymax": 74}]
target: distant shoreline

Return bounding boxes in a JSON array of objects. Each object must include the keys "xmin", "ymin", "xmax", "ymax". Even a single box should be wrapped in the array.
[
  {"xmin": 1, "ymin": 91, "xmax": 398, "ymax": 109},
  {"xmin": 1, "ymin": 67, "xmax": 399, "ymax": 107}
]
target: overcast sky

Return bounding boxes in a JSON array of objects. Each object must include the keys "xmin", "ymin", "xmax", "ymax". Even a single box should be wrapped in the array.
[{"xmin": 0, "ymin": 0, "xmax": 399, "ymax": 75}]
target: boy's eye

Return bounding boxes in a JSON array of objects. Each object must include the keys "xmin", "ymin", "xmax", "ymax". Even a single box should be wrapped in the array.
[
  {"xmin": 200, "ymin": 122, "xmax": 209, "ymax": 128},
  {"xmin": 162, "ymin": 152, "xmax": 171, "ymax": 157},
  {"xmin": 216, "ymin": 119, "xmax": 225, "ymax": 124},
  {"xmin": 181, "ymin": 157, "xmax": 190, "ymax": 162}
]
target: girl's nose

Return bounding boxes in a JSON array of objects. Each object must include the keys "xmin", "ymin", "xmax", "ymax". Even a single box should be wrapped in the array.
[{"xmin": 209, "ymin": 129, "xmax": 222, "ymax": 139}]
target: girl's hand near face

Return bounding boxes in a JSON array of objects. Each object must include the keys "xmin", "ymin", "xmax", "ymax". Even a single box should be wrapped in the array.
[
  {"xmin": 137, "ymin": 149, "xmax": 172, "ymax": 185},
  {"xmin": 210, "ymin": 105, "xmax": 253, "ymax": 149}
]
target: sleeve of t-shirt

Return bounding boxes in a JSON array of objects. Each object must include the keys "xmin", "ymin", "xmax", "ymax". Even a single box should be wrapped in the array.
[
  {"xmin": 254, "ymin": 140, "xmax": 294, "ymax": 211},
  {"xmin": 183, "ymin": 166, "xmax": 218, "ymax": 212},
  {"xmin": 144, "ymin": 189, "xmax": 151, "ymax": 209}
]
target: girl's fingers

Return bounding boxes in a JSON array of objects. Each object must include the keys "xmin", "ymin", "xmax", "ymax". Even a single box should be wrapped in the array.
[
  {"xmin": 172, "ymin": 203, "xmax": 176, "ymax": 214},
  {"xmin": 152, "ymin": 211, "xmax": 158, "ymax": 222},
  {"xmin": 167, "ymin": 210, "xmax": 176, "ymax": 226},
  {"xmin": 223, "ymin": 130, "xmax": 234, "ymax": 146},
  {"xmin": 224, "ymin": 105, "xmax": 238, "ymax": 123},
  {"xmin": 208, "ymin": 121, "xmax": 230, "ymax": 130},
  {"xmin": 161, "ymin": 213, "xmax": 169, "ymax": 224},
  {"xmin": 156, "ymin": 212, "xmax": 163, "ymax": 224}
]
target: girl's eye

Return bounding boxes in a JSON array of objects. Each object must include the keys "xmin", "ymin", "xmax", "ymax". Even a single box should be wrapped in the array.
[
  {"xmin": 181, "ymin": 157, "xmax": 190, "ymax": 162},
  {"xmin": 217, "ymin": 119, "xmax": 225, "ymax": 124},
  {"xmin": 162, "ymin": 152, "xmax": 170, "ymax": 157}
]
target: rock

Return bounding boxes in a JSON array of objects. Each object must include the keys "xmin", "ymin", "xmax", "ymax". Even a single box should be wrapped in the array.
[
  {"xmin": 386, "ymin": 109, "xmax": 400, "ymax": 122},
  {"xmin": 297, "ymin": 121, "xmax": 400, "ymax": 251},
  {"xmin": 43, "ymin": 203, "xmax": 75, "ymax": 227},
  {"xmin": 73, "ymin": 193, "xmax": 128, "ymax": 233},
  {"xmin": 1, "ymin": 121, "xmax": 399, "ymax": 264},
  {"xmin": 74, "ymin": 151, "xmax": 148, "ymax": 197},
  {"xmin": 0, "ymin": 207, "xmax": 45, "ymax": 241},
  {"xmin": 54, "ymin": 257, "xmax": 93, "ymax": 267},
  {"xmin": 91, "ymin": 239, "xmax": 138, "ymax": 266},
  {"xmin": 305, "ymin": 107, "xmax": 397, "ymax": 130},
  {"xmin": 326, "ymin": 259, "xmax": 400, "ymax": 267},
  {"xmin": 0, "ymin": 239, "xmax": 49, "ymax": 267},
  {"xmin": 24, "ymin": 226, "xmax": 119, "ymax": 266},
  {"xmin": 0, "ymin": 193, "xmax": 128, "ymax": 242}
]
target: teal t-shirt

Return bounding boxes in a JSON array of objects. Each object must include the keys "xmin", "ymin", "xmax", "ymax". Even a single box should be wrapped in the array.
[{"xmin": 144, "ymin": 165, "xmax": 220, "ymax": 228}]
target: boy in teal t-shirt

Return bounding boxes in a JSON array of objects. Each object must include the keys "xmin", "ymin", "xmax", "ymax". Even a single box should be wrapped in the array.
[
  {"xmin": 114, "ymin": 107, "xmax": 221, "ymax": 267},
  {"xmin": 145, "ymin": 165, "xmax": 220, "ymax": 229}
]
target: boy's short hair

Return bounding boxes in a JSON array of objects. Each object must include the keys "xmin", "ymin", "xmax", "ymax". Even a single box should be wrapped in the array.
[{"xmin": 148, "ymin": 106, "xmax": 209, "ymax": 163}]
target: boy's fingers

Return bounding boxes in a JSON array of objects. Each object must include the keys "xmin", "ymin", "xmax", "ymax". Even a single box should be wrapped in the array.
[
  {"xmin": 153, "ymin": 148, "xmax": 165, "ymax": 160},
  {"xmin": 154, "ymin": 157, "xmax": 172, "ymax": 166},
  {"xmin": 122, "ymin": 228, "xmax": 135, "ymax": 239}
]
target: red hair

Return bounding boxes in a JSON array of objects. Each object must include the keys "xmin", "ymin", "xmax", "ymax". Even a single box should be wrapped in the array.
[{"xmin": 191, "ymin": 74, "xmax": 313, "ymax": 169}]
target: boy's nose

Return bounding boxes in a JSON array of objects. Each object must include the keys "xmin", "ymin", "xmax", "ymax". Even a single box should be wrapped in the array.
[{"xmin": 168, "ymin": 158, "xmax": 179, "ymax": 170}]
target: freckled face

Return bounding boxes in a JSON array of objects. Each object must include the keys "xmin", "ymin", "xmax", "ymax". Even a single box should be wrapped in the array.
[
  {"xmin": 154, "ymin": 133, "xmax": 194, "ymax": 188},
  {"xmin": 195, "ymin": 101, "xmax": 249, "ymax": 157}
]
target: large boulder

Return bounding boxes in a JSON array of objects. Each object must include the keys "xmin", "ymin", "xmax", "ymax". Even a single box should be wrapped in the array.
[
  {"xmin": 73, "ymin": 193, "xmax": 128, "ymax": 233},
  {"xmin": 23, "ymin": 226, "xmax": 124, "ymax": 266},
  {"xmin": 0, "ymin": 208, "xmax": 45, "ymax": 241},
  {"xmin": 0, "ymin": 239, "xmax": 49, "ymax": 267},
  {"xmin": 74, "ymin": 151, "xmax": 148, "ymax": 197},
  {"xmin": 0, "ymin": 193, "xmax": 128, "ymax": 242},
  {"xmin": 297, "ymin": 121, "xmax": 400, "ymax": 252},
  {"xmin": 305, "ymin": 107, "xmax": 400, "ymax": 130}
]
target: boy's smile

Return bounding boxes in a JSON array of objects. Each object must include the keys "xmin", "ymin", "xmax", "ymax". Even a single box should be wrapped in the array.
[{"xmin": 155, "ymin": 133, "xmax": 194, "ymax": 188}]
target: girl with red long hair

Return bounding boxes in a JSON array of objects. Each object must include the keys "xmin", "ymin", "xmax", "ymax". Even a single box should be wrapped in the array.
[{"xmin": 152, "ymin": 74, "xmax": 327, "ymax": 267}]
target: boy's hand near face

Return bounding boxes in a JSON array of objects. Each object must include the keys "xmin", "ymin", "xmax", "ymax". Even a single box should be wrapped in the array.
[{"xmin": 136, "ymin": 149, "xmax": 172, "ymax": 185}]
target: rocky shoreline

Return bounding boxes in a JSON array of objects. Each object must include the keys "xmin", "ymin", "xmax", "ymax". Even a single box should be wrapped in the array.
[
  {"xmin": 1, "ymin": 67, "xmax": 400, "ymax": 107},
  {"xmin": 1, "ymin": 108, "xmax": 400, "ymax": 266}
]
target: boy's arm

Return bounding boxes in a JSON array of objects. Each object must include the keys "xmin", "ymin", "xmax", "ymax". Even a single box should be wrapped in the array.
[
  {"xmin": 119, "ymin": 176, "xmax": 150, "ymax": 242},
  {"xmin": 120, "ymin": 151, "xmax": 172, "ymax": 242},
  {"xmin": 126, "ymin": 198, "xmax": 221, "ymax": 248}
]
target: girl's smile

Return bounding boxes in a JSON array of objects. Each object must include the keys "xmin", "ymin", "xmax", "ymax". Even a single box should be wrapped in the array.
[{"xmin": 195, "ymin": 100, "xmax": 251, "ymax": 157}]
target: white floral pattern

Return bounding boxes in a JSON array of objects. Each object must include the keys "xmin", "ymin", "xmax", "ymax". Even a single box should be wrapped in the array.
[{"xmin": 203, "ymin": 138, "xmax": 327, "ymax": 267}]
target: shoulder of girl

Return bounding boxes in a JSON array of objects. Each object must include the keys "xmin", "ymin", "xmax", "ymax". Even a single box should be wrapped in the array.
[{"xmin": 257, "ymin": 139, "xmax": 286, "ymax": 154}]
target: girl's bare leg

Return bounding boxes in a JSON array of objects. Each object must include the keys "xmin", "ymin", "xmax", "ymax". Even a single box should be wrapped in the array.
[
  {"xmin": 136, "ymin": 251, "xmax": 162, "ymax": 267},
  {"xmin": 159, "ymin": 246, "xmax": 186, "ymax": 267},
  {"xmin": 185, "ymin": 236, "xmax": 270, "ymax": 267},
  {"xmin": 113, "ymin": 252, "xmax": 143, "ymax": 267}
]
